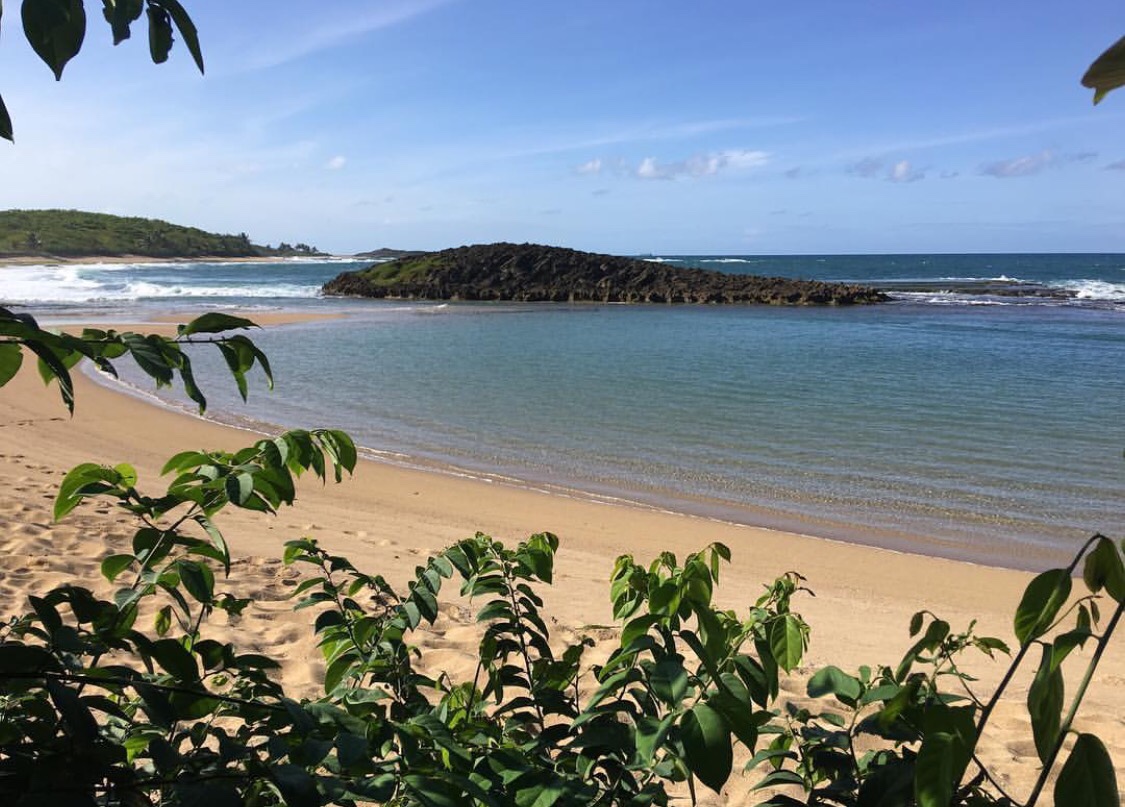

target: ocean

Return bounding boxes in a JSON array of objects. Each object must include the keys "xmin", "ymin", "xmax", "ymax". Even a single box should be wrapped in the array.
[{"xmin": 4, "ymin": 253, "xmax": 1123, "ymax": 570}]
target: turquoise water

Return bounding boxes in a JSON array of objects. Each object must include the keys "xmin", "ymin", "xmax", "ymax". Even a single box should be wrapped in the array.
[{"xmin": 5, "ymin": 254, "xmax": 1123, "ymax": 569}]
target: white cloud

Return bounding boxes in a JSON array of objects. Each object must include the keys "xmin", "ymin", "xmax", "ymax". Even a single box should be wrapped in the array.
[
  {"xmin": 979, "ymin": 149, "xmax": 1055, "ymax": 178},
  {"xmin": 850, "ymin": 157, "xmax": 924, "ymax": 182},
  {"xmin": 633, "ymin": 149, "xmax": 768, "ymax": 180},
  {"xmin": 888, "ymin": 160, "xmax": 924, "ymax": 183},
  {"xmin": 576, "ymin": 158, "xmax": 603, "ymax": 175},
  {"xmin": 326, "ymin": 155, "xmax": 347, "ymax": 171},
  {"xmin": 636, "ymin": 157, "xmax": 666, "ymax": 179}
]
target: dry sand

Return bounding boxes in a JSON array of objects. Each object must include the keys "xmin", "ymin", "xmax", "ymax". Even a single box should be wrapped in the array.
[{"xmin": 0, "ymin": 317, "xmax": 1121, "ymax": 803}]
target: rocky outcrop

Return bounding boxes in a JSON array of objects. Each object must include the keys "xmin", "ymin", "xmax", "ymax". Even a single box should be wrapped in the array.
[{"xmin": 322, "ymin": 242, "xmax": 889, "ymax": 305}]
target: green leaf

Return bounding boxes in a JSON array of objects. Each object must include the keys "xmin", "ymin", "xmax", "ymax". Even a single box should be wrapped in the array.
[
  {"xmin": 103, "ymin": 0, "xmax": 144, "ymax": 45},
  {"xmin": 681, "ymin": 703, "xmax": 732, "ymax": 793},
  {"xmin": 193, "ymin": 514, "xmax": 230, "ymax": 575},
  {"xmin": 55, "ymin": 462, "xmax": 118, "ymax": 519},
  {"xmin": 180, "ymin": 312, "xmax": 255, "ymax": 336},
  {"xmin": 154, "ymin": 605, "xmax": 172, "ymax": 636},
  {"xmin": 403, "ymin": 775, "xmax": 468, "ymax": 807},
  {"xmin": 100, "ymin": 553, "xmax": 135, "ymax": 582},
  {"xmin": 47, "ymin": 679, "xmax": 98, "ymax": 741},
  {"xmin": 914, "ymin": 705, "xmax": 977, "ymax": 807},
  {"xmin": 217, "ymin": 342, "xmax": 249, "ymax": 400},
  {"xmin": 178, "ymin": 351, "xmax": 207, "ymax": 412},
  {"xmin": 0, "ymin": 342, "xmax": 23, "ymax": 385},
  {"xmin": 0, "ymin": 92, "xmax": 12, "ymax": 142},
  {"xmin": 1083, "ymin": 536, "xmax": 1125, "ymax": 602},
  {"xmin": 1014, "ymin": 569, "xmax": 1071, "ymax": 646},
  {"xmin": 225, "ymin": 471, "xmax": 253, "ymax": 505},
  {"xmin": 1054, "ymin": 733, "xmax": 1120, "ymax": 807},
  {"xmin": 161, "ymin": 450, "xmax": 211, "ymax": 475},
  {"xmin": 22, "ymin": 0, "xmax": 87, "ymax": 80},
  {"xmin": 650, "ymin": 656, "xmax": 689, "ymax": 704},
  {"xmin": 152, "ymin": 637, "xmax": 199, "ymax": 682},
  {"xmin": 177, "ymin": 559, "xmax": 215, "ymax": 603},
  {"xmin": 26, "ymin": 338, "xmax": 74, "ymax": 412},
  {"xmin": 1082, "ymin": 35, "xmax": 1125, "ymax": 105},
  {"xmin": 807, "ymin": 665, "xmax": 862, "ymax": 706},
  {"xmin": 769, "ymin": 614, "xmax": 805, "ymax": 673},
  {"xmin": 271, "ymin": 764, "xmax": 320, "ymax": 807},
  {"xmin": 1027, "ymin": 642, "xmax": 1065, "ymax": 763},
  {"xmin": 122, "ymin": 333, "xmax": 174, "ymax": 386},
  {"xmin": 146, "ymin": 4, "xmax": 173, "ymax": 64},
  {"xmin": 161, "ymin": 0, "xmax": 204, "ymax": 74},
  {"xmin": 635, "ymin": 714, "xmax": 674, "ymax": 764}
]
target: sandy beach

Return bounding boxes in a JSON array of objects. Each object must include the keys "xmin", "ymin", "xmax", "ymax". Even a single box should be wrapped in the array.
[{"xmin": 1, "ymin": 316, "xmax": 1121, "ymax": 802}]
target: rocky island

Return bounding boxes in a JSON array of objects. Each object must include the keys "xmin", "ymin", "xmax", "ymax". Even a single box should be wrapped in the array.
[{"xmin": 322, "ymin": 242, "xmax": 888, "ymax": 305}]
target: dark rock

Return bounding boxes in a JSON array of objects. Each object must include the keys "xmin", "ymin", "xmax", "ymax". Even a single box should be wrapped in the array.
[{"xmin": 322, "ymin": 242, "xmax": 889, "ymax": 305}]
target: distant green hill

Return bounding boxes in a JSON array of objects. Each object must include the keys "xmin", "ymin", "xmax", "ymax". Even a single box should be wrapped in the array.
[{"xmin": 0, "ymin": 209, "xmax": 321, "ymax": 259}]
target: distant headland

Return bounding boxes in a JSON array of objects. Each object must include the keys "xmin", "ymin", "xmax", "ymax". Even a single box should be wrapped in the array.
[
  {"xmin": 322, "ymin": 242, "xmax": 889, "ymax": 305},
  {"xmin": 0, "ymin": 209, "xmax": 324, "ymax": 261}
]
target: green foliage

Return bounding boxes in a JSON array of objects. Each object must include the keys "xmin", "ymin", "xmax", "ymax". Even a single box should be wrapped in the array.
[
  {"xmin": 0, "ymin": 209, "xmax": 271, "ymax": 258},
  {"xmin": 0, "ymin": 305, "xmax": 270, "ymax": 413},
  {"xmin": 2, "ymin": 0, "xmax": 203, "ymax": 142},
  {"xmin": 348, "ymin": 253, "xmax": 447, "ymax": 287},
  {"xmin": 0, "ymin": 419, "xmax": 816, "ymax": 807},
  {"xmin": 1082, "ymin": 34, "xmax": 1125, "ymax": 104},
  {"xmin": 0, "ymin": 311, "xmax": 1121, "ymax": 805},
  {"xmin": 0, "ymin": 428, "xmax": 355, "ymax": 805},
  {"xmin": 749, "ymin": 534, "xmax": 1124, "ymax": 807}
]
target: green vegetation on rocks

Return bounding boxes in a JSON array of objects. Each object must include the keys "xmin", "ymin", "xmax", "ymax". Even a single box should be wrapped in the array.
[{"xmin": 323, "ymin": 242, "xmax": 889, "ymax": 305}]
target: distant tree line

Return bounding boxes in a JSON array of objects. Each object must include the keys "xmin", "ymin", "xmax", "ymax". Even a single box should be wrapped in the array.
[{"xmin": 0, "ymin": 209, "xmax": 318, "ymax": 259}]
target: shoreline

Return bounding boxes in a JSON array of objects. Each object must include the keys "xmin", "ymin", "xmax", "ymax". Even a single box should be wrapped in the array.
[
  {"xmin": 95, "ymin": 362, "xmax": 1058, "ymax": 575},
  {"xmin": 79, "ymin": 308, "xmax": 1097, "ymax": 575},
  {"xmin": 2, "ymin": 315, "xmax": 1123, "ymax": 799}
]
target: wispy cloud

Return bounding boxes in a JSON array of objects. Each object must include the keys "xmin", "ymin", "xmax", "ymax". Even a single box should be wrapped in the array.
[
  {"xmin": 849, "ymin": 157, "xmax": 883, "ymax": 178},
  {"xmin": 238, "ymin": 0, "xmax": 458, "ymax": 72},
  {"xmin": 1106, "ymin": 160, "xmax": 1125, "ymax": 171},
  {"xmin": 849, "ymin": 157, "xmax": 925, "ymax": 182},
  {"xmin": 978, "ymin": 149, "xmax": 1095, "ymax": 178},
  {"xmin": 576, "ymin": 150, "xmax": 768, "ymax": 181},
  {"xmin": 505, "ymin": 116, "xmax": 798, "ymax": 161},
  {"xmin": 576, "ymin": 158, "xmax": 603, "ymax": 175},
  {"xmin": 840, "ymin": 114, "xmax": 1122, "ymax": 161},
  {"xmin": 326, "ymin": 155, "xmax": 347, "ymax": 171},
  {"xmin": 633, "ymin": 149, "xmax": 769, "ymax": 180},
  {"xmin": 979, "ymin": 149, "xmax": 1055, "ymax": 178}
]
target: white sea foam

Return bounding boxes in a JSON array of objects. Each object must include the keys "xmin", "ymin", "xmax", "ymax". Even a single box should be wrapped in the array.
[
  {"xmin": 891, "ymin": 292, "xmax": 1015, "ymax": 306},
  {"xmin": 119, "ymin": 281, "xmax": 319, "ymax": 299},
  {"xmin": 933, "ymin": 275, "xmax": 1023, "ymax": 282},
  {"xmin": 0, "ymin": 265, "xmax": 320, "ymax": 303},
  {"xmin": 1, "ymin": 266, "xmax": 107, "ymax": 302},
  {"xmin": 1059, "ymin": 279, "xmax": 1125, "ymax": 302}
]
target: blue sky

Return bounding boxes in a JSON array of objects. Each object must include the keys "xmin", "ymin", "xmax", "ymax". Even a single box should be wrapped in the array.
[{"xmin": 1, "ymin": 1, "xmax": 1123, "ymax": 254}]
